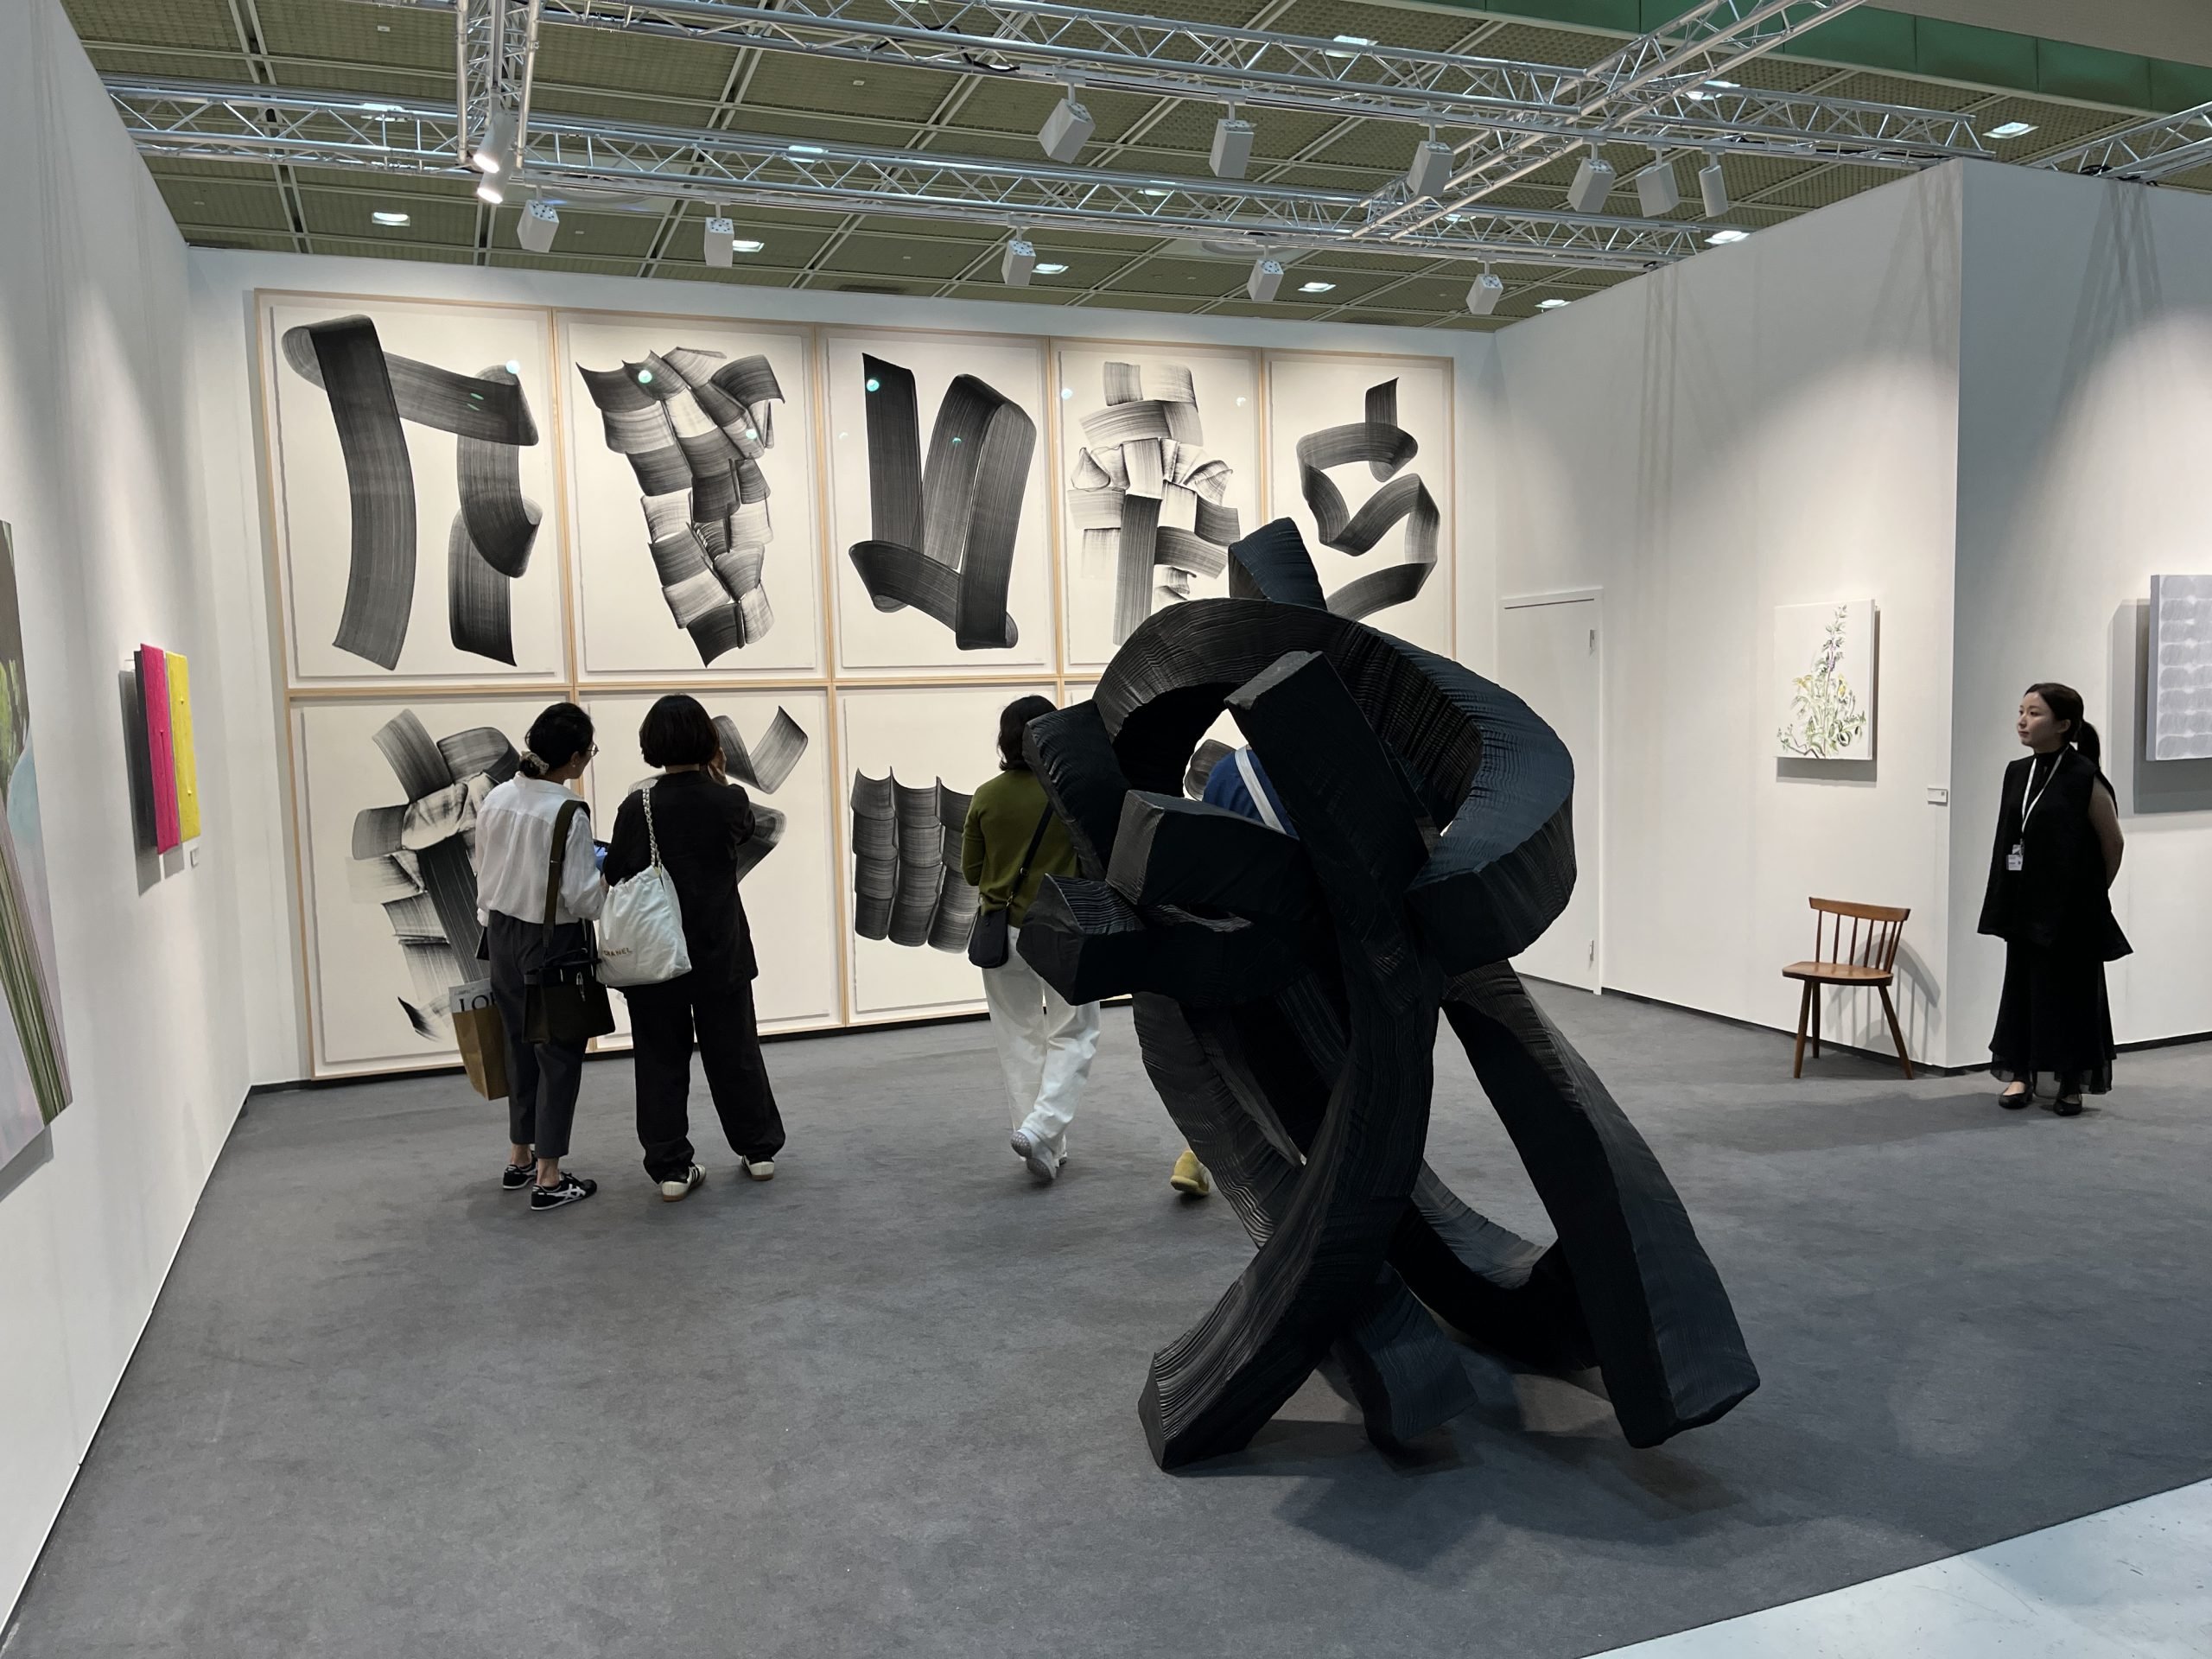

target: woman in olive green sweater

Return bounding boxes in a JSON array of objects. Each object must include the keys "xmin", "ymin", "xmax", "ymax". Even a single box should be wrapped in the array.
[{"xmin": 961, "ymin": 696, "xmax": 1099, "ymax": 1184}]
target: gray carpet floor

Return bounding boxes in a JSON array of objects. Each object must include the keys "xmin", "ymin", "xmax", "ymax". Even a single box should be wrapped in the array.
[{"xmin": 9, "ymin": 988, "xmax": 2209, "ymax": 1659}]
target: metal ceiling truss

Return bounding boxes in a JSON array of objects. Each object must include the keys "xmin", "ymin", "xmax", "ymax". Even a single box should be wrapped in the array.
[
  {"xmin": 456, "ymin": 0, "xmax": 543, "ymax": 164},
  {"xmin": 1375, "ymin": 0, "xmax": 1904, "ymax": 240},
  {"xmin": 372, "ymin": 0, "xmax": 1984, "ymax": 169},
  {"xmin": 108, "ymin": 76, "xmax": 1707, "ymax": 270},
  {"xmin": 2033, "ymin": 99, "xmax": 2212, "ymax": 183}
]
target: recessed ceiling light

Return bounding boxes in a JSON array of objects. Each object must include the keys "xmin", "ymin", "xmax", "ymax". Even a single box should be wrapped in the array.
[
  {"xmin": 1986, "ymin": 121, "xmax": 2037, "ymax": 139},
  {"xmin": 1142, "ymin": 188, "xmax": 1170, "ymax": 198},
  {"xmin": 1706, "ymin": 228, "xmax": 1750, "ymax": 245},
  {"xmin": 1537, "ymin": 297, "xmax": 1570, "ymax": 308},
  {"xmin": 788, "ymin": 143, "xmax": 826, "ymax": 156},
  {"xmin": 1034, "ymin": 261, "xmax": 1069, "ymax": 274},
  {"xmin": 371, "ymin": 210, "xmax": 410, "ymax": 226},
  {"xmin": 1299, "ymin": 280, "xmax": 1336, "ymax": 293},
  {"xmin": 361, "ymin": 102, "xmax": 406, "ymax": 113},
  {"xmin": 1703, "ymin": 79, "xmax": 1738, "ymax": 89},
  {"xmin": 733, "ymin": 238, "xmax": 764, "ymax": 252},
  {"xmin": 851, "ymin": 79, "xmax": 867, "ymax": 86},
  {"xmin": 1327, "ymin": 35, "xmax": 1372, "ymax": 54}
]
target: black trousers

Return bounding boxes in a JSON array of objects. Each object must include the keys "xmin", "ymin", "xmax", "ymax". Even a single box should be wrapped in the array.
[
  {"xmin": 486, "ymin": 912, "xmax": 588, "ymax": 1160},
  {"xmin": 626, "ymin": 964, "xmax": 785, "ymax": 1180}
]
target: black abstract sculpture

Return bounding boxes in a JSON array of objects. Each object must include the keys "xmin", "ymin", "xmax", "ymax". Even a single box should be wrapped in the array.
[{"xmin": 1016, "ymin": 518, "xmax": 1758, "ymax": 1471}]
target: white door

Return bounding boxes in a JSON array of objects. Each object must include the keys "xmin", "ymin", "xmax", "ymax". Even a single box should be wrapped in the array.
[{"xmin": 1499, "ymin": 594, "xmax": 1601, "ymax": 992}]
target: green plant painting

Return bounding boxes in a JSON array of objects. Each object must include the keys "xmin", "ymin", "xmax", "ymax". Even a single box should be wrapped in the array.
[{"xmin": 1777, "ymin": 601, "xmax": 1873, "ymax": 761}]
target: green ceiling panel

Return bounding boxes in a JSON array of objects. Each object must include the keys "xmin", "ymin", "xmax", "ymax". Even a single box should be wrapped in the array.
[
  {"xmin": 62, "ymin": 0, "xmax": 237, "ymax": 54},
  {"xmin": 161, "ymin": 177, "xmax": 292, "ymax": 233},
  {"xmin": 823, "ymin": 235, "xmax": 984, "ymax": 281},
  {"xmin": 1916, "ymin": 20, "xmax": 2039, "ymax": 92},
  {"xmin": 1788, "ymin": 8, "xmax": 1920, "ymax": 75},
  {"xmin": 2037, "ymin": 41, "xmax": 2155, "ymax": 111},
  {"xmin": 253, "ymin": 0, "xmax": 451, "ymax": 73},
  {"xmin": 2152, "ymin": 60, "xmax": 2212, "ymax": 114}
]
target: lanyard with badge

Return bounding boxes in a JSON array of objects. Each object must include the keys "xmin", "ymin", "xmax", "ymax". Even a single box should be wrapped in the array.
[{"xmin": 2008, "ymin": 753, "xmax": 2060, "ymax": 873}]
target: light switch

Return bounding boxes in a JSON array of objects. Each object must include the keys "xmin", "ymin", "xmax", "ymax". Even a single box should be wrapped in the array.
[{"xmin": 1926, "ymin": 786, "xmax": 1949, "ymax": 805}]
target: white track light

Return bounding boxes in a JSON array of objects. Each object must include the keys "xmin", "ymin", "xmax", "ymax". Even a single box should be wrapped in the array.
[
  {"xmin": 1567, "ymin": 148, "xmax": 1617, "ymax": 213},
  {"xmin": 1210, "ymin": 114, "xmax": 1254, "ymax": 179},
  {"xmin": 1247, "ymin": 256, "xmax": 1284, "ymax": 302},
  {"xmin": 703, "ymin": 214, "xmax": 735, "ymax": 267},
  {"xmin": 1039, "ymin": 94, "xmax": 1094, "ymax": 163},
  {"xmin": 1001, "ymin": 237, "xmax": 1037, "ymax": 287},
  {"xmin": 1406, "ymin": 135, "xmax": 1456, "ymax": 200},
  {"xmin": 1466, "ymin": 266, "xmax": 1504, "ymax": 316},
  {"xmin": 472, "ymin": 107, "xmax": 518, "ymax": 175},
  {"xmin": 474, "ymin": 176, "xmax": 505, "ymax": 206},
  {"xmin": 1636, "ymin": 159, "xmax": 1681, "ymax": 217},
  {"xmin": 1699, "ymin": 159, "xmax": 1730, "ymax": 217},
  {"xmin": 517, "ymin": 197, "xmax": 558, "ymax": 253}
]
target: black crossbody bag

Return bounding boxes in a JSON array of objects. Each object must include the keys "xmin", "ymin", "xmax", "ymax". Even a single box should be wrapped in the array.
[
  {"xmin": 968, "ymin": 808, "xmax": 1054, "ymax": 970},
  {"xmin": 522, "ymin": 797, "xmax": 616, "ymax": 1045}
]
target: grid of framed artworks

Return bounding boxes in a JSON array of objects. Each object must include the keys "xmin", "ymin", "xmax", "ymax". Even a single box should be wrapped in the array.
[{"xmin": 261, "ymin": 289, "xmax": 1455, "ymax": 1077}]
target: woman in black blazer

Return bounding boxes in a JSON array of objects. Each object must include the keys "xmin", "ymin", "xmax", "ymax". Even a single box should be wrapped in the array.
[
  {"xmin": 602, "ymin": 695, "xmax": 786, "ymax": 1199},
  {"xmin": 1977, "ymin": 681, "xmax": 2127, "ymax": 1116}
]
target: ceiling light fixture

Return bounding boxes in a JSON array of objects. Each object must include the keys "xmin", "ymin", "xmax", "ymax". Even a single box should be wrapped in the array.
[
  {"xmin": 1636, "ymin": 154, "xmax": 1681, "ymax": 217},
  {"xmin": 732, "ymin": 238, "xmax": 764, "ymax": 253},
  {"xmin": 475, "ymin": 176, "xmax": 505, "ymax": 205},
  {"xmin": 1210, "ymin": 107, "xmax": 1254, "ymax": 180},
  {"xmin": 1033, "ymin": 261, "xmax": 1069, "ymax": 275},
  {"xmin": 1406, "ymin": 124, "xmax": 1455, "ymax": 201},
  {"xmin": 371, "ymin": 209, "xmax": 410, "ymax": 226},
  {"xmin": 1986, "ymin": 120, "xmax": 2038, "ymax": 139},
  {"xmin": 1001, "ymin": 234, "xmax": 1038, "ymax": 287},
  {"xmin": 1326, "ymin": 34, "xmax": 1372, "ymax": 57},
  {"xmin": 1466, "ymin": 264, "xmax": 1503, "ymax": 316},
  {"xmin": 1706, "ymin": 228, "xmax": 1750, "ymax": 245},
  {"xmin": 471, "ymin": 107, "xmax": 518, "ymax": 175},
  {"xmin": 517, "ymin": 197, "xmax": 558, "ymax": 253},
  {"xmin": 1247, "ymin": 256, "xmax": 1284, "ymax": 302},
  {"xmin": 1298, "ymin": 280, "xmax": 1336, "ymax": 294},
  {"xmin": 787, "ymin": 143, "xmax": 826, "ymax": 156},
  {"xmin": 1039, "ymin": 89, "xmax": 1094, "ymax": 163},
  {"xmin": 703, "ymin": 212, "xmax": 736, "ymax": 267},
  {"xmin": 1537, "ymin": 297, "xmax": 1570, "ymax": 309},
  {"xmin": 1698, "ymin": 159, "xmax": 1730, "ymax": 217},
  {"xmin": 1567, "ymin": 144, "xmax": 1616, "ymax": 213}
]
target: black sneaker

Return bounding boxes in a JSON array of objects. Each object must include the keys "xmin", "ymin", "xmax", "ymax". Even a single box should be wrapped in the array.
[
  {"xmin": 530, "ymin": 1173, "xmax": 597, "ymax": 1211},
  {"xmin": 501, "ymin": 1160, "xmax": 535, "ymax": 1192}
]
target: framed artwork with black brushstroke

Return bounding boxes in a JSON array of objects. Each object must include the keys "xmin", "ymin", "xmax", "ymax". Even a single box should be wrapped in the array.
[
  {"xmin": 264, "ymin": 296, "xmax": 566, "ymax": 684},
  {"xmin": 293, "ymin": 696, "xmax": 548, "ymax": 1072},
  {"xmin": 1263, "ymin": 351, "xmax": 1453, "ymax": 656},
  {"xmin": 561, "ymin": 314, "xmax": 823, "ymax": 679},
  {"xmin": 583, "ymin": 689, "xmax": 840, "ymax": 1038},
  {"xmin": 823, "ymin": 330, "xmax": 1055, "ymax": 675},
  {"xmin": 838, "ymin": 682, "xmax": 1052, "ymax": 1020},
  {"xmin": 1054, "ymin": 342, "xmax": 1260, "ymax": 675}
]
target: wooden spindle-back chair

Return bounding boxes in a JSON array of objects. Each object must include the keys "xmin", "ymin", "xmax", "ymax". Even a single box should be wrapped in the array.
[{"xmin": 1782, "ymin": 899, "xmax": 1913, "ymax": 1079}]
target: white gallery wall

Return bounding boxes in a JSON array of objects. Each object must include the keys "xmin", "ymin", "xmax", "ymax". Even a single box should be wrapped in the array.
[
  {"xmin": 1477, "ymin": 167, "xmax": 1966, "ymax": 1063},
  {"xmin": 186, "ymin": 248, "xmax": 1498, "ymax": 1083},
  {"xmin": 1949, "ymin": 162, "xmax": 2212, "ymax": 1064},
  {"xmin": 0, "ymin": 0, "xmax": 255, "ymax": 1617}
]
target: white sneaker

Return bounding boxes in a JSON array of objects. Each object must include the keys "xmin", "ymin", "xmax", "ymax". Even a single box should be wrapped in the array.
[
  {"xmin": 1011, "ymin": 1130, "xmax": 1060, "ymax": 1184},
  {"xmin": 660, "ymin": 1164, "xmax": 705, "ymax": 1202},
  {"xmin": 741, "ymin": 1157, "xmax": 775, "ymax": 1182}
]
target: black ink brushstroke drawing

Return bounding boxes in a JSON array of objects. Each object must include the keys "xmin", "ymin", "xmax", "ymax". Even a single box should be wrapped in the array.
[
  {"xmin": 283, "ymin": 316, "xmax": 542, "ymax": 669},
  {"xmin": 849, "ymin": 772, "xmax": 979, "ymax": 950},
  {"xmin": 1014, "ymin": 517, "xmax": 1757, "ymax": 1471},
  {"xmin": 1293, "ymin": 378, "xmax": 1439, "ymax": 622},
  {"xmin": 620, "ymin": 707, "xmax": 811, "ymax": 884},
  {"xmin": 847, "ymin": 354, "xmax": 1033, "ymax": 650},
  {"xmin": 576, "ymin": 348, "xmax": 788, "ymax": 664},
  {"xmin": 349, "ymin": 710, "xmax": 521, "ymax": 1039},
  {"xmin": 1068, "ymin": 361, "xmax": 1242, "ymax": 646}
]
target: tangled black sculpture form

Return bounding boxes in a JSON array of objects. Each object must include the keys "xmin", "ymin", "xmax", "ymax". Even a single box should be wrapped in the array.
[{"xmin": 1016, "ymin": 519, "xmax": 1758, "ymax": 1471}]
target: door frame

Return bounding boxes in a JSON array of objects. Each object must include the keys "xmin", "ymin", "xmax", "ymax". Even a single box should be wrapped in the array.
[{"xmin": 1498, "ymin": 588, "xmax": 1605, "ymax": 993}]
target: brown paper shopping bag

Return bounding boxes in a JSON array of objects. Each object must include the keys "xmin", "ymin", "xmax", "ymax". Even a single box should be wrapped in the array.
[{"xmin": 449, "ymin": 978, "xmax": 508, "ymax": 1101}]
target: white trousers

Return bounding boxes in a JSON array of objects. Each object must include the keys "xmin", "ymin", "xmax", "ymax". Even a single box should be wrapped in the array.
[{"xmin": 982, "ymin": 927, "xmax": 1102, "ymax": 1160}]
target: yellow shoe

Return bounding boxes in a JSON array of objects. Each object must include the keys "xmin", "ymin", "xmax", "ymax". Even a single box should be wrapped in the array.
[{"xmin": 1169, "ymin": 1148, "xmax": 1211, "ymax": 1198}]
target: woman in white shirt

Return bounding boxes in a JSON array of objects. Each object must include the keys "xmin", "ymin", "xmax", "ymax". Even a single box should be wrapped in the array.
[{"xmin": 474, "ymin": 703, "xmax": 607, "ymax": 1211}]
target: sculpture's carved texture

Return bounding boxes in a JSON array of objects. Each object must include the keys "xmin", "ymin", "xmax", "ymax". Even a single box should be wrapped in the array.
[{"xmin": 1018, "ymin": 518, "xmax": 1758, "ymax": 1471}]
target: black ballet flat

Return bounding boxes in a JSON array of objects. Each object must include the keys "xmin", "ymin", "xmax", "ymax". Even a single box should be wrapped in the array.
[
  {"xmin": 1999, "ymin": 1085, "xmax": 2031, "ymax": 1109},
  {"xmin": 2053, "ymin": 1096, "xmax": 2084, "ymax": 1117}
]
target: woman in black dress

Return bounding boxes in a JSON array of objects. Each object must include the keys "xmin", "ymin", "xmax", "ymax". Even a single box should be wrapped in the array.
[
  {"xmin": 1978, "ymin": 682, "xmax": 2127, "ymax": 1116},
  {"xmin": 602, "ymin": 695, "xmax": 786, "ymax": 1199}
]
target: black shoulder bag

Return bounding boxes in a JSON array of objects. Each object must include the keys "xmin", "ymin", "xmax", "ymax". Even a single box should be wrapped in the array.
[
  {"xmin": 968, "ymin": 808, "xmax": 1054, "ymax": 970},
  {"xmin": 522, "ymin": 797, "xmax": 616, "ymax": 1045}
]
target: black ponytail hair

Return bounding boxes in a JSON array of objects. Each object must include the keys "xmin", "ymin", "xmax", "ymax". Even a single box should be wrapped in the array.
[
  {"xmin": 997, "ymin": 695, "xmax": 1058, "ymax": 770},
  {"xmin": 2024, "ymin": 681, "xmax": 2101, "ymax": 770},
  {"xmin": 518, "ymin": 702, "xmax": 594, "ymax": 779}
]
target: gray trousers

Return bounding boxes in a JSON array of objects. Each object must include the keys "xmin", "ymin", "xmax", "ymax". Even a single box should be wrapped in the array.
[{"xmin": 486, "ymin": 911, "xmax": 588, "ymax": 1161}]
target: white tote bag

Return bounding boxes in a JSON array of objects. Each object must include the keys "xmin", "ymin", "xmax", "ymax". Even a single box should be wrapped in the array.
[{"xmin": 597, "ymin": 783, "xmax": 691, "ymax": 988}]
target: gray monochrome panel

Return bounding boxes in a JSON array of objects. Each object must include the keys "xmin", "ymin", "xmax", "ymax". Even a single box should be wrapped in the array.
[{"xmin": 2148, "ymin": 575, "xmax": 2212, "ymax": 761}]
